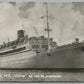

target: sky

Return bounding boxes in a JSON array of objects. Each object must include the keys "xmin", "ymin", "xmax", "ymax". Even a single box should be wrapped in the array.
[{"xmin": 0, "ymin": 2, "xmax": 84, "ymax": 45}]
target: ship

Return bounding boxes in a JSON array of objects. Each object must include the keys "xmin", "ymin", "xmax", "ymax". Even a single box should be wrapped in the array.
[{"xmin": 0, "ymin": 2, "xmax": 84, "ymax": 69}]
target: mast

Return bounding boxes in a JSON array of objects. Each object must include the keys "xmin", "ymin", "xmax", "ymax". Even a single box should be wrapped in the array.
[{"xmin": 45, "ymin": 1, "xmax": 51, "ymax": 51}]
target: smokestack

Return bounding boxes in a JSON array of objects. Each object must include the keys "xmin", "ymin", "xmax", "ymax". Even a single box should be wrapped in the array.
[
  {"xmin": 17, "ymin": 30, "xmax": 24, "ymax": 39},
  {"xmin": 75, "ymin": 38, "xmax": 79, "ymax": 43}
]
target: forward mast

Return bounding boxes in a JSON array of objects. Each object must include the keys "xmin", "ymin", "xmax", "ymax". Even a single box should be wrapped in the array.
[{"xmin": 45, "ymin": 1, "xmax": 51, "ymax": 51}]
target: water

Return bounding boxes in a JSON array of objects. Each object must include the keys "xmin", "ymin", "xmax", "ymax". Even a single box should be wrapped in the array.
[{"xmin": 0, "ymin": 70, "xmax": 83, "ymax": 82}]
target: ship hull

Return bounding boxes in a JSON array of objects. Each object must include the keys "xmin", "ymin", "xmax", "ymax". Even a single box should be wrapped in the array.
[{"xmin": 0, "ymin": 43, "xmax": 84, "ymax": 68}]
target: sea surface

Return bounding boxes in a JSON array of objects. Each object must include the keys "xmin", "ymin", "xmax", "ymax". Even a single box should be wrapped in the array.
[{"xmin": 0, "ymin": 70, "xmax": 83, "ymax": 82}]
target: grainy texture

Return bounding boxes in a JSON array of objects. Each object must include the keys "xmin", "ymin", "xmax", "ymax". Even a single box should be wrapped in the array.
[{"xmin": 0, "ymin": 70, "xmax": 83, "ymax": 82}]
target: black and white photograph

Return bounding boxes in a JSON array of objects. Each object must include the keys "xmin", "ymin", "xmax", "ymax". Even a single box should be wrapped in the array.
[{"xmin": 0, "ymin": 1, "xmax": 84, "ymax": 82}]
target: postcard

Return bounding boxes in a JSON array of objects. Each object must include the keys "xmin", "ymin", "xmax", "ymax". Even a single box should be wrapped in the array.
[{"xmin": 0, "ymin": 1, "xmax": 83, "ymax": 82}]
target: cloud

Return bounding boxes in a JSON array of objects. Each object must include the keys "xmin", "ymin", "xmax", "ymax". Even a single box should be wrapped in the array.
[
  {"xmin": 0, "ymin": 2, "xmax": 21, "ymax": 44},
  {"xmin": 8, "ymin": 2, "xmax": 16, "ymax": 6},
  {"xmin": 18, "ymin": 2, "xmax": 35, "ymax": 19},
  {"xmin": 0, "ymin": 2, "xmax": 84, "ymax": 45},
  {"xmin": 43, "ymin": 2, "xmax": 84, "ymax": 45},
  {"xmin": 72, "ymin": 2, "xmax": 84, "ymax": 15}
]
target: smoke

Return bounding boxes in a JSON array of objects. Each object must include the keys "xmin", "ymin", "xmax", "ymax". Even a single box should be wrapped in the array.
[
  {"xmin": 8, "ymin": 2, "xmax": 16, "ymax": 6},
  {"xmin": 16, "ymin": 2, "xmax": 46, "ymax": 38},
  {"xmin": 18, "ymin": 2, "xmax": 35, "ymax": 19}
]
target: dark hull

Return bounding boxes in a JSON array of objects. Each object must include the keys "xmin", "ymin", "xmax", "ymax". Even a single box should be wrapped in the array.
[{"xmin": 0, "ymin": 42, "xmax": 84, "ymax": 69}]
